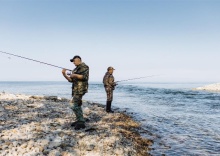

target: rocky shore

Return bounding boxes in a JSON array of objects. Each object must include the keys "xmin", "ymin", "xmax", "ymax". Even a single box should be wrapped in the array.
[
  {"xmin": 194, "ymin": 83, "xmax": 220, "ymax": 92},
  {"xmin": 0, "ymin": 92, "xmax": 152, "ymax": 156}
]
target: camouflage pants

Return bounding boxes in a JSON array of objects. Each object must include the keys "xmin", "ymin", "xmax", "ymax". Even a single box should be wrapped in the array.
[
  {"xmin": 105, "ymin": 87, "xmax": 113, "ymax": 101},
  {"xmin": 71, "ymin": 94, "xmax": 85, "ymax": 123}
]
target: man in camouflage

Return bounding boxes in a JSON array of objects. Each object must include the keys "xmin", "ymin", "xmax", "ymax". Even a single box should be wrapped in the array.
[
  {"xmin": 62, "ymin": 55, "xmax": 89, "ymax": 130},
  {"xmin": 103, "ymin": 66, "xmax": 117, "ymax": 113}
]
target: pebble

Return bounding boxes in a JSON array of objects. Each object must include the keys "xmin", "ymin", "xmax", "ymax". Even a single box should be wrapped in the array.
[
  {"xmin": 87, "ymin": 144, "xmax": 95, "ymax": 151},
  {"xmin": 48, "ymin": 149, "xmax": 61, "ymax": 156}
]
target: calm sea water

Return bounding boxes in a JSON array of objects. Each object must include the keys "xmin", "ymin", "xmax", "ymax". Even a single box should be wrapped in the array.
[{"xmin": 0, "ymin": 81, "xmax": 219, "ymax": 155}]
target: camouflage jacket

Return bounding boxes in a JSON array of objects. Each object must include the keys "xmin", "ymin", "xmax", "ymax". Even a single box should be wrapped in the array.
[
  {"xmin": 71, "ymin": 62, "xmax": 89, "ymax": 95},
  {"xmin": 103, "ymin": 72, "xmax": 115, "ymax": 89}
]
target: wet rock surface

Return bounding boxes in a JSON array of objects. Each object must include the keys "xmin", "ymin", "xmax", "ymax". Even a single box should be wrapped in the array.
[{"xmin": 0, "ymin": 92, "xmax": 152, "ymax": 156}]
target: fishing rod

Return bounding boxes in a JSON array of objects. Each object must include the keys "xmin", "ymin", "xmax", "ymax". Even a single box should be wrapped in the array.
[
  {"xmin": 115, "ymin": 75, "xmax": 161, "ymax": 83},
  {"xmin": 0, "ymin": 51, "xmax": 72, "ymax": 71}
]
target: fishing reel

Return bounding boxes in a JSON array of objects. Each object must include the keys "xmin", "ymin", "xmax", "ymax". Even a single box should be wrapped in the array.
[{"xmin": 67, "ymin": 71, "xmax": 72, "ymax": 76}]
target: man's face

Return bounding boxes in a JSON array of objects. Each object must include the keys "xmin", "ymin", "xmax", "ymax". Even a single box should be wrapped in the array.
[
  {"xmin": 109, "ymin": 69, "xmax": 114, "ymax": 74},
  {"xmin": 73, "ymin": 58, "xmax": 81, "ymax": 66}
]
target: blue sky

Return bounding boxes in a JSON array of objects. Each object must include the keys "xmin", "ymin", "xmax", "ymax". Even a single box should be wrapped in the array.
[{"xmin": 0, "ymin": 0, "xmax": 220, "ymax": 82}]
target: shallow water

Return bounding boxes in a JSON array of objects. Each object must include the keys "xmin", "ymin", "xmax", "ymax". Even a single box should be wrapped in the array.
[{"xmin": 0, "ymin": 81, "xmax": 219, "ymax": 155}]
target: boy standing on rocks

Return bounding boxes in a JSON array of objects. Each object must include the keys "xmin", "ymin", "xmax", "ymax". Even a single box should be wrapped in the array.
[{"xmin": 62, "ymin": 55, "xmax": 89, "ymax": 130}]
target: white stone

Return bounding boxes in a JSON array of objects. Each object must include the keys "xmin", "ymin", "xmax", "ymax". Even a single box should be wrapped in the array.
[
  {"xmin": 2, "ymin": 135, "xmax": 9, "ymax": 140},
  {"xmin": 20, "ymin": 143, "xmax": 28, "ymax": 149},
  {"xmin": 40, "ymin": 139, "xmax": 50, "ymax": 146},
  {"xmin": 12, "ymin": 141, "xmax": 18, "ymax": 147},
  {"xmin": 18, "ymin": 148, "xmax": 27, "ymax": 154},
  {"xmin": 83, "ymin": 107, "xmax": 91, "ymax": 115},
  {"xmin": 0, "ymin": 106, "xmax": 5, "ymax": 111},
  {"xmin": 48, "ymin": 137, "xmax": 62, "ymax": 148},
  {"xmin": 48, "ymin": 149, "xmax": 61, "ymax": 156},
  {"xmin": 62, "ymin": 151, "xmax": 77, "ymax": 156}
]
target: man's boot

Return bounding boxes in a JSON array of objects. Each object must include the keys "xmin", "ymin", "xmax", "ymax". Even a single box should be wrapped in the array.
[
  {"xmin": 74, "ymin": 121, "xmax": 85, "ymax": 130},
  {"xmin": 71, "ymin": 121, "xmax": 79, "ymax": 127},
  {"xmin": 109, "ymin": 101, "xmax": 114, "ymax": 113},
  {"xmin": 72, "ymin": 101, "xmax": 85, "ymax": 129},
  {"xmin": 106, "ymin": 101, "xmax": 110, "ymax": 112},
  {"xmin": 106, "ymin": 101, "xmax": 114, "ymax": 113},
  {"xmin": 71, "ymin": 118, "xmax": 90, "ymax": 127}
]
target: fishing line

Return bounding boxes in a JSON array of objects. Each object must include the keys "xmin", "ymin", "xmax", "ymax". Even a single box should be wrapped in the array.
[{"xmin": 116, "ymin": 75, "xmax": 161, "ymax": 83}]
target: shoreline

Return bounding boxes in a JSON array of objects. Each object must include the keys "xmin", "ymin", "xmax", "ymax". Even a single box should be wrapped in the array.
[{"xmin": 0, "ymin": 92, "xmax": 153, "ymax": 156}]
